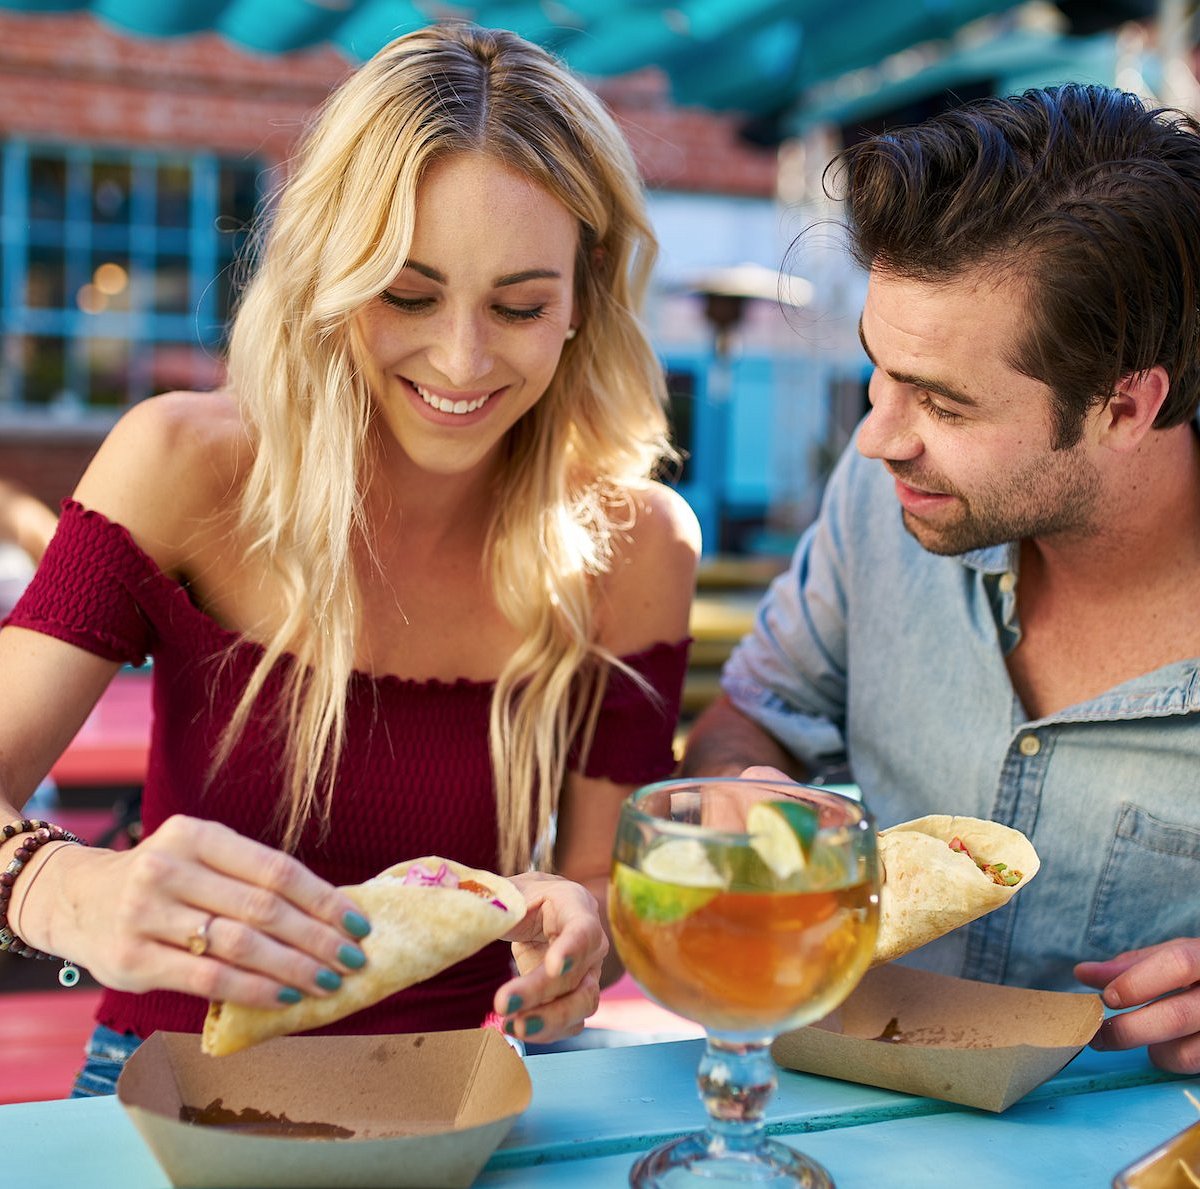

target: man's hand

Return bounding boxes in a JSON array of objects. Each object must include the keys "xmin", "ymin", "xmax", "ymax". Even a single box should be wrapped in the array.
[{"xmin": 1075, "ymin": 938, "xmax": 1200, "ymax": 1073}]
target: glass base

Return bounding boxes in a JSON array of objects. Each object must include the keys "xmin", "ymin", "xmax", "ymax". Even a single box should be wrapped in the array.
[{"xmin": 629, "ymin": 1130, "xmax": 835, "ymax": 1188}]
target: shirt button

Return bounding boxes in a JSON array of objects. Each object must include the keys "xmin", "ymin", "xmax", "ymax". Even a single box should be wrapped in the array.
[
  {"xmin": 1018, "ymin": 734, "xmax": 1041, "ymax": 756},
  {"xmin": 999, "ymin": 572, "xmax": 1016, "ymax": 594}
]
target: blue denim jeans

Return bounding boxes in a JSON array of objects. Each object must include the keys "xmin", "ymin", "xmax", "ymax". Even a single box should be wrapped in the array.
[{"xmin": 70, "ymin": 1023, "xmax": 143, "ymax": 1097}]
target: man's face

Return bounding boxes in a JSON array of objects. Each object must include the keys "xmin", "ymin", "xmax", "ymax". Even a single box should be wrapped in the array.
[{"xmin": 856, "ymin": 269, "xmax": 1102, "ymax": 555}]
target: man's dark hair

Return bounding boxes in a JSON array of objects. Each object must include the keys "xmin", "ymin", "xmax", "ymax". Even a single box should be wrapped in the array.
[{"xmin": 827, "ymin": 84, "xmax": 1200, "ymax": 446}]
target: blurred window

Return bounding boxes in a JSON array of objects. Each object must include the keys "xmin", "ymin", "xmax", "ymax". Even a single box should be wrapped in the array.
[{"xmin": 0, "ymin": 142, "xmax": 265, "ymax": 413}]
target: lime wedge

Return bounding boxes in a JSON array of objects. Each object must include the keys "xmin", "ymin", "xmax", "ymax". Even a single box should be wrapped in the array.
[
  {"xmin": 614, "ymin": 839, "xmax": 724, "ymax": 924},
  {"xmin": 747, "ymin": 799, "xmax": 819, "ymax": 880},
  {"xmin": 642, "ymin": 838, "xmax": 723, "ymax": 887}
]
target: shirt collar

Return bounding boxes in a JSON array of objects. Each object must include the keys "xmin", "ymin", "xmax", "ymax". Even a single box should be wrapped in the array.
[{"xmin": 957, "ymin": 542, "xmax": 1017, "ymax": 575}]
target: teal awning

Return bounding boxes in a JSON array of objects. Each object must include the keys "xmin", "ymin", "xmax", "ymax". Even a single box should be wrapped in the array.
[{"xmin": 0, "ymin": 1, "xmax": 1127, "ymax": 127}]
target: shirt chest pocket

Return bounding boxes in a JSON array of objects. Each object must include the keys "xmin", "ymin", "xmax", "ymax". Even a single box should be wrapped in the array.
[{"xmin": 1086, "ymin": 803, "xmax": 1200, "ymax": 955}]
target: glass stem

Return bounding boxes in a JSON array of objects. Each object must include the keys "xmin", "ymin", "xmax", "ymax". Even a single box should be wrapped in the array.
[{"xmin": 696, "ymin": 1034, "xmax": 777, "ymax": 1157}]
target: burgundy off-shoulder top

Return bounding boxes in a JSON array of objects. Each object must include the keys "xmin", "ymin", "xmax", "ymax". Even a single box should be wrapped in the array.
[{"xmin": 5, "ymin": 500, "xmax": 689, "ymax": 1039}]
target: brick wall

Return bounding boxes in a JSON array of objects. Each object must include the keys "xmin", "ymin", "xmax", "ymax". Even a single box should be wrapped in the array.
[
  {"xmin": 0, "ymin": 10, "xmax": 779, "ymax": 191},
  {"xmin": 0, "ymin": 12, "xmax": 348, "ymax": 161},
  {"xmin": 0, "ymin": 10, "xmax": 778, "ymax": 508},
  {"xmin": 593, "ymin": 69, "xmax": 780, "ymax": 197},
  {"xmin": 0, "ymin": 431, "xmax": 103, "ymax": 510}
]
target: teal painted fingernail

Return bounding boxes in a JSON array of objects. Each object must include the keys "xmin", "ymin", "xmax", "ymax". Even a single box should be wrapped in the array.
[
  {"xmin": 504, "ymin": 1019, "xmax": 517, "ymax": 1036},
  {"xmin": 316, "ymin": 967, "xmax": 342, "ymax": 992},
  {"xmin": 338, "ymin": 943, "xmax": 366, "ymax": 970},
  {"xmin": 560, "ymin": 956, "xmax": 574, "ymax": 975},
  {"xmin": 523, "ymin": 1016, "xmax": 544, "ymax": 1036},
  {"xmin": 343, "ymin": 911, "xmax": 371, "ymax": 938},
  {"xmin": 505, "ymin": 994, "xmax": 523, "ymax": 1014},
  {"xmin": 277, "ymin": 986, "xmax": 303, "ymax": 1005}
]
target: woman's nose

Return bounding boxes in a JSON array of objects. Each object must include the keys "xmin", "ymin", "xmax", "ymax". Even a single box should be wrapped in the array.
[
  {"xmin": 857, "ymin": 371, "xmax": 922, "ymax": 462},
  {"xmin": 428, "ymin": 314, "xmax": 494, "ymax": 388}
]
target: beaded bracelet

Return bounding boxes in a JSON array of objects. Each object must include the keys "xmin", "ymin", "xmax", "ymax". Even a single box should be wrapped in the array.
[{"xmin": 0, "ymin": 818, "xmax": 86, "ymax": 987}]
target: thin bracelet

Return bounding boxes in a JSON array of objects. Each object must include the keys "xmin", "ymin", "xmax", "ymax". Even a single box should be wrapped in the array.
[{"xmin": 12, "ymin": 838, "xmax": 75, "ymax": 939}]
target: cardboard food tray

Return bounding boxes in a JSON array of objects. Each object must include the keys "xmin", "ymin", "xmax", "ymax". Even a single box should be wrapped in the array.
[
  {"xmin": 1112, "ymin": 1117, "xmax": 1200, "ymax": 1188},
  {"xmin": 117, "ymin": 1028, "xmax": 531, "ymax": 1189},
  {"xmin": 772, "ymin": 964, "xmax": 1103, "ymax": 1113}
]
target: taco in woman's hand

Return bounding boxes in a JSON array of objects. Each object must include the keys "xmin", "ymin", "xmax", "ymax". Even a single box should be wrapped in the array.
[
  {"xmin": 202, "ymin": 857, "xmax": 526, "ymax": 1057},
  {"xmin": 872, "ymin": 815, "xmax": 1039, "ymax": 967}
]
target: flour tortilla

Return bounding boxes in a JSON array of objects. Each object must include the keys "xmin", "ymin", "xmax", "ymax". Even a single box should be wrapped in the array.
[
  {"xmin": 202, "ymin": 856, "xmax": 526, "ymax": 1057},
  {"xmin": 872, "ymin": 815, "xmax": 1039, "ymax": 967}
]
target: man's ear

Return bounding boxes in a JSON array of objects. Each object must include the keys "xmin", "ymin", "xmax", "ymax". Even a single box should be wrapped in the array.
[{"xmin": 1099, "ymin": 365, "xmax": 1170, "ymax": 452}]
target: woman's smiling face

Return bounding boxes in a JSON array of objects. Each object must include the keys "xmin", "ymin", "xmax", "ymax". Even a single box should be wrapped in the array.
[{"xmin": 355, "ymin": 151, "xmax": 579, "ymax": 480}]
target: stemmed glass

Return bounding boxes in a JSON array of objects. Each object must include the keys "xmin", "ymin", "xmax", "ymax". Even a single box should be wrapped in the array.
[{"xmin": 609, "ymin": 777, "xmax": 879, "ymax": 1188}]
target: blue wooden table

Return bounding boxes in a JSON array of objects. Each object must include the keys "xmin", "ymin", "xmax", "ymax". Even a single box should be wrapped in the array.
[{"xmin": 5, "ymin": 1038, "xmax": 1197, "ymax": 1187}]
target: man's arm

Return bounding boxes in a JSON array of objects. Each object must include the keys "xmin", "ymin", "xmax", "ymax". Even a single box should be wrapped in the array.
[{"xmin": 680, "ymin": 693, "xmax": 809, "ymax": 779}]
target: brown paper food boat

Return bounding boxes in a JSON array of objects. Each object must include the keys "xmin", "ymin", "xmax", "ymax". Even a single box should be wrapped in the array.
[
  {"xmin": 772, "ymin": 964, "xmax": 1103, "ymax": 1112},
  {"xmin": 118, "ymin": 1029, "xmax": 531, "ymax": 1188}
]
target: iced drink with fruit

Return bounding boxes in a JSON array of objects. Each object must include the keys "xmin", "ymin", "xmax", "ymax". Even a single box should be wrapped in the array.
[{"xmin": 609, "ymin": 778, "xmax": 879, "ymax": 1188}]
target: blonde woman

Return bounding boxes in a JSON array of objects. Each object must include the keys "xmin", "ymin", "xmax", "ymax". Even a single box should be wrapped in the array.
[{"xmin": 0, "ymin": 24, "xmax": 699, "ymax": 1095}]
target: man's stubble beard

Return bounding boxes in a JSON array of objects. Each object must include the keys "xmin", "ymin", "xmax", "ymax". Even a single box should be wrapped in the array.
[{"xmin": 894, "ymin": 445, "xmax": 1103, "ymax": 557}]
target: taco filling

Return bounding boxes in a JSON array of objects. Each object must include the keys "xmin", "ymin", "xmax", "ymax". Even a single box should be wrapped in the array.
[
  {"xmin": 948, "ymin": 836, "xmax": 1023, "ymax": 887},
  {"xmin": 400, "ymin": 860, "xmax": 510, "ymax": 909}
]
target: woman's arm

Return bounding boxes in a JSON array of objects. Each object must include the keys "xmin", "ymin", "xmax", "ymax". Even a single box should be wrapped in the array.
[
  {"xmin": 490, "ymin": 483, "xmax": 699, "ymax": 1043},
  {"xmin": 555, "ymin": 480, "xmax": 701, "ymax": 982},
  {"xmin": 3, "ymin": 394, "xmax": 372, "ymax": 1012}
]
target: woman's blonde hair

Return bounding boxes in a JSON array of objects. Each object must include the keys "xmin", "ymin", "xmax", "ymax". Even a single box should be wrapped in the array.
[{"xmin": 222, "ymin": 23, "xmax": 673, "ymax": 872}]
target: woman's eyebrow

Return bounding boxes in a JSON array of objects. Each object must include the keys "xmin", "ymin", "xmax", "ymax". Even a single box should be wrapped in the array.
[
  {"xmin": 403, "ymin": 260, "xmax": 446, "ymax": 283},
  {"xmin": 493, "ymin": 268, "xmax": 562, "ymax": 287},
  {"xmin": 400, "ymin": 260, "xmax": 562, "ymax": 288}
]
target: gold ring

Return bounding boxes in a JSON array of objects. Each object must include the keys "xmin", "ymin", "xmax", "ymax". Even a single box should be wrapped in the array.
[{"xmin": 188, "ymin": 915, "xmax": 215, "ymax": 957}]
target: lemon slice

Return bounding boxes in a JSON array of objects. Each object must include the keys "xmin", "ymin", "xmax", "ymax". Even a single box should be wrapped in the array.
[{"xmin": 747, "ymin": 799, "xmax": 819, "ymax": 880}]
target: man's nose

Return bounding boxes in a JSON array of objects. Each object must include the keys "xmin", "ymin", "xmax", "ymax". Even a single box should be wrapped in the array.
[{"xmin": 857, "ymin": 371, "xmax": 922, "ymax": 462}]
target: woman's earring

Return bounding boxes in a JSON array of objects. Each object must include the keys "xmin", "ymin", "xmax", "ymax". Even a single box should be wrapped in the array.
[{"xmin": 565, "ymin": 327, "xmax": 577, "ymax": 341}]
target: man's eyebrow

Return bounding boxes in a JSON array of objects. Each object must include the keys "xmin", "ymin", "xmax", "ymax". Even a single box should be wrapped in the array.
[
  {"xmin": 400, "ymin": 262, "xmax": 562, "ymax": 288},
  {"xmin": 857, "ymin": 315, "xmax": 980, "ymax": 409}
]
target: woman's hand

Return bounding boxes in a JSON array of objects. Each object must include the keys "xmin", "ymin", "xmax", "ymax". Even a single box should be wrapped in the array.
[
  {"xmin": 493, "ymin": 871, "xmax": 609, "ymax": 1044},
  {"xmin": 23, "ymin": 814, "xmax": 373, "ymax": 1010},
  {"xmin": 1076, "ymin": 938, "xmax": 1200, "ymax": 1074}
]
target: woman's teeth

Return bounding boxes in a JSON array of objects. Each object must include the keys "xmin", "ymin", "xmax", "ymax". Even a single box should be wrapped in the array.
[{"xmin": 414, "ymin": 383, "xmax": 491, "ymax": 415}]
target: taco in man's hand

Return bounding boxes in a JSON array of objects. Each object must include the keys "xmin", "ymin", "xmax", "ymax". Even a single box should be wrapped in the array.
[
  {"xmin": 872, "ymin": 815, "xmax": 1039, "ymax": 967},
  {"xmin": 202, "ymin": 856, "xmax": 526, "ymax": 1057}
]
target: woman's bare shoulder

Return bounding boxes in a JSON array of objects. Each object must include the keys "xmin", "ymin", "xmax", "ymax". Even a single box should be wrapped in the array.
[
  {"xmin": 598, "ymin": 480, "xmax": 701, "ymax": 654},
  {"xmin": 626, "ymin": 481, "xmax": 701, "ymax": 549},
  {"xmin": 71, "ymin": 391, "xmax": 251, "ymax": 572}
]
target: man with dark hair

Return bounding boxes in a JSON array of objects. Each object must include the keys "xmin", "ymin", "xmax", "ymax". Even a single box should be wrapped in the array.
[{"xmin": 683, "ymin": 84, "xmax": 1200, "ymax": 1075}]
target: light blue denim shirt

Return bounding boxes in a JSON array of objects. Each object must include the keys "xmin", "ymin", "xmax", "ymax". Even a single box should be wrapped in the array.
[{"xmin": 722, "ymin": 432, "xmax": 1200, "ymax": 992}]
